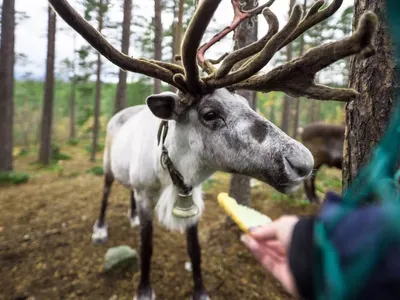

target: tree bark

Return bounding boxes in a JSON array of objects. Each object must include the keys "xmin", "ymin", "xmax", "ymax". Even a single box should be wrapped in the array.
[
  {"xmin": 343, "ymin": 0, "xmax": 396, "ymax": 189},
  {"xmin": 170, "ymin": 0, "xmax": 184, "ymax": 93},
  {"xmin": 153, "ymin": 0, "xmax": 163, "ymax": 94},
  {"xmin": 39, "ymin": 6, "xmax": 56, "ymax": 165},
  {"xmin": 281, "ymin": 0, "xmax": 295, "ymax": 135},
  {"xmin": 0, "ymin": 0, "xmax": 15, "ymax": 171},
  {"xmin": 91, "ymin": 0, "xmax": 104, "ymax": 162},
  {"xmin": 292, "ymin": 0, "xmax": 307, "ymax": 139},
  {"xmin": 69, "ymin": 33, "xmax": 77, "ymax": 140},
  {"xmin": 114, "ymin": 0, "xmax": 132, "ymax": 113},
  {"xmin": 228, "ymin": 0, "xmax": 258, "ymax": 206}
]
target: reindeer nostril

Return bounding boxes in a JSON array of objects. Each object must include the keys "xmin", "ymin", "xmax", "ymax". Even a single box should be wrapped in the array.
[{"xmin": 284, "ymin": 157, "xmax": 311, "ymax": 178}]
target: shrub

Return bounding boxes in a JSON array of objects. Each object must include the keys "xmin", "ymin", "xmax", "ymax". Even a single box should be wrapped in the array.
[
  {"xmin": 0, "ymin": 171, "xmax": 30, "ymax": 185},
  {"xmin": 87, "ymin": 166, "xmax": 104, "ymax": 176},
  {"xmin": 52, "ymin": 152, "xmax": 72, "ymax": 161},
  {"xmin": 85, "ymin": 143, "xmax": 105, "ymax": 154},
  {"xmin": 67, "ymin": 138, "xmax": 80, "ymax": 146},
  {"xmin": 51, "ymin": 143, "xmax": 71, "ymax": 161}
]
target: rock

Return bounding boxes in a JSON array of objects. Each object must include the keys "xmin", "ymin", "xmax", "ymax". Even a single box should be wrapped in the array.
[{"xmin": 103, "ymin": 245, "xmax": 137, "ymax": 272}]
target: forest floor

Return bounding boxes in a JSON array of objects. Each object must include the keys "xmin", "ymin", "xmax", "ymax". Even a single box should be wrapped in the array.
[{"xmin": 0, "ymin": 144, "xmax": 342, "ymax": 300}]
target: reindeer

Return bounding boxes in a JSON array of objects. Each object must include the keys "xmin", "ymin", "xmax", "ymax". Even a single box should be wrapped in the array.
[
  {"xmin": 300, "ymin": 122, "xmax": 345, "ymax": 203},
  {"xmin": 49, "ymin": 0, "xmax": 377, "ymax": 299}
]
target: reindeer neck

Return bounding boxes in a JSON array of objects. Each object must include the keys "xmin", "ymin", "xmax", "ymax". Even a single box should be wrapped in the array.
[{"xmin": 159, "ymin": 121, "xmax": 215, "ymax": 190}]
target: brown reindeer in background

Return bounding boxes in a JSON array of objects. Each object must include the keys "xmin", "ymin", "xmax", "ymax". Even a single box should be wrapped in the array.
[
  {"xmin": 300, "ymin": 122, "xmax": 345, "ymax": 203},
  {"xmin": 49, "ymin": 0, "xmax": 376, "ymax": 299}
]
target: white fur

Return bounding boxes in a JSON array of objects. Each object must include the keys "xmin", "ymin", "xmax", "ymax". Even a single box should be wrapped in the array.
[
  {"xmin": 155, "ymin": 185, "xmax": 204, "ymax": 233},
  {"xmin": 102, "ymin": 89, "xmax": 314, "ymax": 234},
  {"xmin": 92, "ymin": 221, "xmax": 108, "ymax": 243}
]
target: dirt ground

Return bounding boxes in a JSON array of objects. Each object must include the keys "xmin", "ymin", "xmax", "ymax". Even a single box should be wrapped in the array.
[{"xmin": 0, "ymin": 146, "xmax": 339, "ymax": 300}]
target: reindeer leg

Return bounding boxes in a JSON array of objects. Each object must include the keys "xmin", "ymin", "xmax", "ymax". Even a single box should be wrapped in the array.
[
  {"xmin": 310, "ymin": 165, "xmax": 321, "ymax": 203},
  {"xmin": 187, "ymin": 224, "xmax": 209, "ymax": 300},
  {"xmin": 92, "ymin": 173, "xmax": 114, "ymax": 244},
  {"xmin": 128, "ymin": 190, "xmax": 140, "ymax": 228},
  {"xmin": 135, "ymin": 193, "xmax": 155, "ymax": 300},
  {"xmin": 304, "ymin": 178, "xmax": 312, "ymax": 202}
]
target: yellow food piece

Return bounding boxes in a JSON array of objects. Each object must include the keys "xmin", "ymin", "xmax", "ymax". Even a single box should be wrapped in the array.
[{"xmin": 217, "ymin": 193, "xmax": 272, "ymax": 233}]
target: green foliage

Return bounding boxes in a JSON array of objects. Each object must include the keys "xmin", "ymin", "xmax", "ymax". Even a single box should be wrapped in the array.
[
  {"xmin": 48, "ymin": 143, "xmax": 72, "ymax": 161},
  {"xmin": 85, "ymin": 143, "xmax": 105, "ymax": 154},
  {"xmin": 87, "ymin": 166, "xmax": 104, "ymax": 176},
  {"xmin": 0, "ymin": 171, "xmax": 30, "ymax": 185},
  {"xmin": 67, "ymin": 138, "xmax": 80, "ymax": 146},
  {"xmin": 203, "ymin": 178, "xmax": 219, "ymax": 191}
]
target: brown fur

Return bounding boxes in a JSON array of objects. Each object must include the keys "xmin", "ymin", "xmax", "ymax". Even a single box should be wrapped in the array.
[
  {"xmin": 301, "ymin": 122, "xmax": 345, "ymax": 142},
  {"xmin": 300, "ymin": 122, "xmax": 345, "ymax": 203}
]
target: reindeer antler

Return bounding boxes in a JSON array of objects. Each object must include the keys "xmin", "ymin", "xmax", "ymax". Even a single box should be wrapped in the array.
[
  {"xmin": 50, "ymin": 0, "xmax": 377, "ymax": 104},
  {"xmin": 48, "ymin": 0, "xmax": 181, "ymax": 89},
  {"xmin": 197, "ymin": 0, "xmax": 377, "ymax": 102}
]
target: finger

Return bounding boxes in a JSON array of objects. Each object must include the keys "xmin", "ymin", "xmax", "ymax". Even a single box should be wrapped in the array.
[
  {"xmin": 264, "ymin": 240, "xmax": 286, "ymax": 257},
  {"xmin": 263, "ymin": 247, "xmax": 286, "ymax": 264},
  {"xmin": 241, "ymin": 235, "xmax": 285, "ymax": 264},
  {"xmin": 249, "ymin": 223, "xmax": 278, "ymax": 241}
]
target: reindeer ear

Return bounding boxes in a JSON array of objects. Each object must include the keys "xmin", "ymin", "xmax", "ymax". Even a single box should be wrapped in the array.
[{"xmin": 146, "ymin": 92, "xmax": 180, "ymax": 120}]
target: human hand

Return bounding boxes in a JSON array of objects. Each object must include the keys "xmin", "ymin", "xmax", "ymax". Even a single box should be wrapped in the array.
[{"xmin": 241, "ymin": 216, "xmax": 300, "ymax": 296}]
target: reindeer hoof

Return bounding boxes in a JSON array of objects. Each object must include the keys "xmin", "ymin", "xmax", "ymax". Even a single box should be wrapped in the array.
[
  {"xmin": 184, "ymin": 261, "xmax": 192, "ymax": 272},
  {"xmin": 133, "ymin": 288, "xmax": 155, "ymax": 300},
  {"xmin": 92, "ymin": 221, "xmax": 108, "ymax": 244},
  {"xmin": 128, "ymin": 209, "xmax": 140, "ymax": 228},
  {"xmin": 192, "ymin": 291, "xmax": 210, "ymax": 300}
]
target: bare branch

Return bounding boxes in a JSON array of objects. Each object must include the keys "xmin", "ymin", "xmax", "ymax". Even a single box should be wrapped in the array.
[
  {"xmin": 197, "ymin": 0, "xmax": 275, "ymax": 67},
  {"xmin": 206, "ymin": 5, "xmax": 303, "ymax": 89},
  {"xmin": 213, "ymin": 8, "xmax": 279, "ymax": 79},
  {"xmin": 48, "ymin": 0, "xmax": 180, "ymax": 89},
  {"xmin": 230, "ymin": 12, "xmax": 377, "ymax": 102},
  {"xmin": 181, "ymin": 0, "xmax": 223, "ymax": 93}
]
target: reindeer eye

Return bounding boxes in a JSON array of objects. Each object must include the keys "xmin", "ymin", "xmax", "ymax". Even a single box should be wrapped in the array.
[{"xmin": 202, "ymin": 111, "xmax": 219, "ymax": 121}]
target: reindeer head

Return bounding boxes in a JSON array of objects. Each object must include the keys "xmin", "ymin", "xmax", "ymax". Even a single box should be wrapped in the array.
[{"xmin": 50, "ymin": 0, "xmax": 377, "ymax": 194}]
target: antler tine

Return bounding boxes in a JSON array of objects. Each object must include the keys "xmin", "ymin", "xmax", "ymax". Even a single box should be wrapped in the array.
[
  {"xmin": 49, "ymin": 0, "xmax": 181, "ymax": 90},
  {"xmin": 231, "ymin": 12, "xmax": 378, "ymax": 102},
  {"xmin": 205, "ymin": 5, "xmax": 303, "ymax": 89},
  {"xmin": 213, "ymin": 8, "xmax": 279, "ymax": 79},
  {"xmin": 197, "ymin": 0, "xmax": 276, "ymax": 77},
  {"xmin": 181, "ymin": 0, "xmax": 223, "ymax": 94},
  {"xmin": 277, "ymin": 0, "xmax": 343, "ymax": 52}
]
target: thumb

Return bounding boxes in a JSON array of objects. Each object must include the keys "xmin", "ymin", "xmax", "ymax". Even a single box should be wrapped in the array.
[{"xmin": 249, "ymin": 223, "xmax": 278, "ymax": 241}]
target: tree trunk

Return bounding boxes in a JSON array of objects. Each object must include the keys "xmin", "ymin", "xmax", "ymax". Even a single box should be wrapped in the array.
[
  {"xmin": 69, "ymin": 78, "xmax": 77, "ymax": 140},
  {"xmin": 91, "ymin": 0, "xmax": 104, "ymax": 162},
  {"xmin": 69, "ymin": 33, "xmax": 77, "ymax": 140},
  {"xmin": 170, "ymin": 0, "xmax": 178, "ymax": 93},
  {"xmin": 0, "ymin": 0, "xmax": 15, "ymax": 171},
  {"xmin": 292, "ymin": 0, "xmax": 307, "ymax": 139},
  {"xmin": 39, "ymin": 6, "xmax": 56, "ymax": 165},
  {"xmin": 228, "ymin": 0, "xmax": 258, "ymax": 206},
  {"xmin": 176, "ymin": 0, "xmax": 184, "ymax": 61},
  {"xmin": 281, "ymin": 0, "xmax": 295, "ymax": 135},
  {"xmin": 343, "ymin": 0, "xmax": 396, "ymax": 189},
  {"xmin": 114, "ymin": 0, "xmax": 132, "ymax": 113},
  {"xmin": 170, "ymin": 0, "xmax": 184, "ymax": 93},
  {"xmin": 153, "ymin": 0, "xmax": 163, "ymax": 94}
]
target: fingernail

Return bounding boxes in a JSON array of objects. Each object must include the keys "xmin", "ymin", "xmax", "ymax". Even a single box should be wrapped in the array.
[
  {"xmin": 248, "ymin": 226, "xmax": 259, "ymax": 233},
  {"xmin": 240, "ymin": 234, "xmax": 249, "ymax": 244}
]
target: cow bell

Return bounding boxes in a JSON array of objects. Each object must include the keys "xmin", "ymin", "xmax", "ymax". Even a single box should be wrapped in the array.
[{"xmin": 172, "ymin": 193, "xmax": 199, "ymax": 218}]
